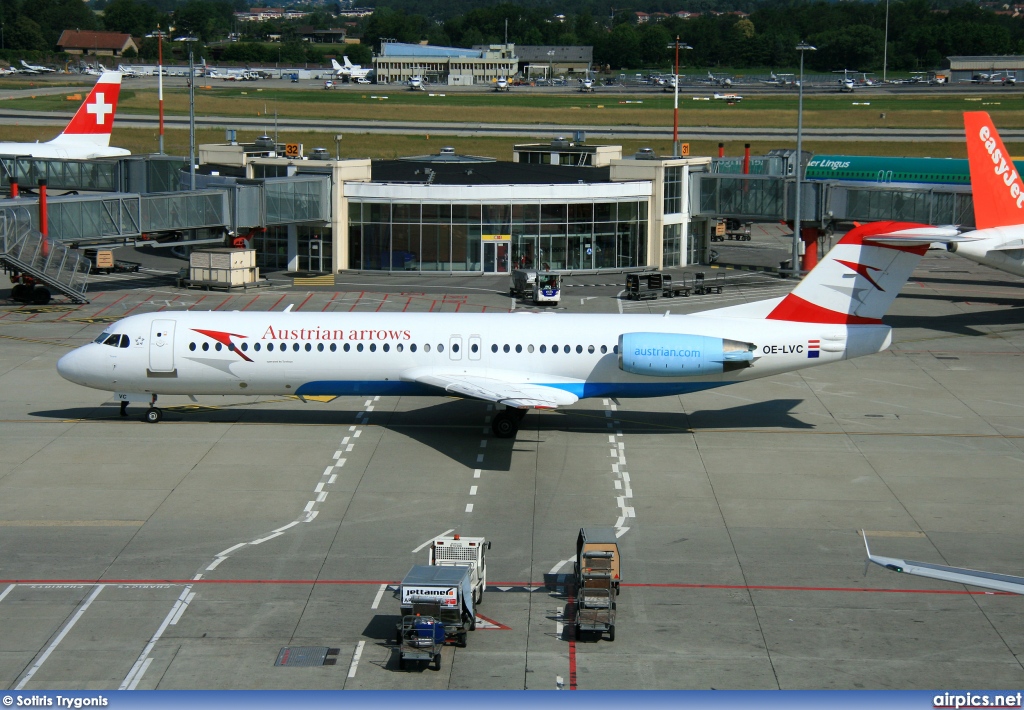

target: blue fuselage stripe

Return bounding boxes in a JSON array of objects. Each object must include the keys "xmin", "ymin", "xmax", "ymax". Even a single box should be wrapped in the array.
[{"xmin": 294, "ymin": 380, "xmax": 729, "ymax": 398}]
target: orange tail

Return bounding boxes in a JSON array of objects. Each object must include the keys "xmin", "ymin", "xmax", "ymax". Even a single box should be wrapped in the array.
[{"xmin": 964, "ymin": 111, "xmax": 1024, "ymax": 229}]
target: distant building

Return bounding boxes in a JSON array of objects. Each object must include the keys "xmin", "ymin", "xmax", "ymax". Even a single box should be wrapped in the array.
[
  {"xmin": 57, "ymin": 30, "xmax": 138, "ymax": 57},
  {"xmin": 297, "ymin": 27, "xmax": 347, "ymax": 43},
  {"xmin": 514, "ymin": 46, "xmax": 593, "ymax": 78},
  {"xmin": 947, "ymin": 55, "xmax": 1024, "ymax": 82},
  {"xmin": 373, "ymin": 42, "xmax": 517, "ymax": 86}
]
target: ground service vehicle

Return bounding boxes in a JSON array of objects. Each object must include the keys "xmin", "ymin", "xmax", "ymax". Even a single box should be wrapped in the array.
[
  {"xmin": 395, "ymin": 615, "xmax": 444, "ymax": 670},
  {"xmin": 533, "ymin": 272, "xmax": 561, "ymax": 305},
  {"xmin": 398, "ymin": 565, "xmax": 476, "ymax": 647},
  {"xmin": 428, "ymin": 534, "xmax": 489, "ymax": 605},
  {"xmin": 574, "ymin": 527, "xmax": 621, "ymax": 641}
]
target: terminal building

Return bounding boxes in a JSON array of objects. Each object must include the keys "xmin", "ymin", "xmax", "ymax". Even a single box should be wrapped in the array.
[
  {"xmin": 373, "ymin": 42, "xmax": 518, "ymax": 86},
  {"xmin": 196, "ymin": 139, "xmax": 711, "ymax": 274}
]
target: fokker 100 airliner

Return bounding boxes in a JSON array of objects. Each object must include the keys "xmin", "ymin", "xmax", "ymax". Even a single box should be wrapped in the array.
[{"xmin": 57, "ymin": 221, "xmax": 969, "ymax": 438}]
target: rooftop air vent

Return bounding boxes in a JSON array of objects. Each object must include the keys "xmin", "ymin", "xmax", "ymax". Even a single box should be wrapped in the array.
[
  {"xmin": 551, "ymin": 136, "xmax": 571, "ymax": 149},
  {"xmin": 254, "ymin": 135, "xmax": 275, "ymax": 149},
  {"xmin": 440, "ymin": 146, "xmax": 456, "ymax": 155},
  {"xmin": 635, "ymin": 147, "xmax": 658, "ymax": 160},
  {"xmin": 309, "ymin": 147, "xmax": 330, "ymax": 161}
]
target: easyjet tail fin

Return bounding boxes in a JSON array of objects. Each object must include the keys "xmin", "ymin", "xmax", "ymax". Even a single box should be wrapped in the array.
[
  {"xmin": 964, "ymin": 111, "xmax": 1024, "ymax": 229},
  {"xmin": 49, "ymin": 71, "xmax": 122, "ymax": 148},
  {"xmin": 766, "ymin": 221, "xmax": 963, "ymax": 324}
]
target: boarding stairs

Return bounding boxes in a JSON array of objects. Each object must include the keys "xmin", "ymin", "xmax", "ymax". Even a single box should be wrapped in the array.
[{"xmin": 0, "ymin": 205, "xmax": 91, "ymax": 304}]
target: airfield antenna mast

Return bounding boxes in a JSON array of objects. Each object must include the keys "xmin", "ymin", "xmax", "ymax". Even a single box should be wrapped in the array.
[{"xmin": 794, "ymin": 41, "xmax": 816, "ymax": 278}]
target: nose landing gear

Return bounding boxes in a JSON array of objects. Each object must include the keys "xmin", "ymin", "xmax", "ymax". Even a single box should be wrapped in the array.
[{"xmin": 122, "ymin": 394, "xmax": 162, "ymax": 423}]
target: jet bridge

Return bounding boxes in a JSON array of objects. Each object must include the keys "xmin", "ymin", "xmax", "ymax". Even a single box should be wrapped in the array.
[{"xmin": 693, "ymin": 174, "xmax": 977, "ymax": 228}]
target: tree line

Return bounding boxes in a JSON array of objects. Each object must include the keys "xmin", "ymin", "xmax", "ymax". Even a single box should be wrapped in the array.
[{"xmin": 0, "ymin": 0, "xmax": 1021, "ymax": 73}]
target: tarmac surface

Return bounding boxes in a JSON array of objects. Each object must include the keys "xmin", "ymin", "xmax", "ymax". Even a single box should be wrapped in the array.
[{"xmin": 2, "ymin": 242, "xmax": 1024, "ymax": 690}]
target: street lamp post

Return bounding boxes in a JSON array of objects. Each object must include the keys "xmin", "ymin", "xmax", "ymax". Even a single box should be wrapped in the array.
[
  {"xmin": 176, "ymin": 35, "xmax": 199, "ymax": 190},
  {"xmin": 667, "ymin": 38, "xmax": 692, "ymax": 157},
  {"xmin": 883, "ymin": 0, "xmax": 890, "ymax": 83},
  {"xmin": 793, "ymin": 41, "xmax": 815, "ymax": 278},
  {"xmin": 146, "ymin": 30, "xmax": 166, "ymax": 154}
]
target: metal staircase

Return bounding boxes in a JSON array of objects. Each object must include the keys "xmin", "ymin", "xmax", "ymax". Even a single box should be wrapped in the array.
[{"xmin": 0, "ymin": 205, "xmax": 91, "ymax": 304}]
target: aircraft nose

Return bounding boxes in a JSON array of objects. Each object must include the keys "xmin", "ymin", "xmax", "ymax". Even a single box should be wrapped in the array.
[{"xmin": 57, "ymin": 347, "xmax": 88, "ymax": 385}]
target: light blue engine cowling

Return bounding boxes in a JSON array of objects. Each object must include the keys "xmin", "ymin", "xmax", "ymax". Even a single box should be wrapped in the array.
[{"xmin": 618, "ymin": 333, "xmax": 756, "ymax": 377}]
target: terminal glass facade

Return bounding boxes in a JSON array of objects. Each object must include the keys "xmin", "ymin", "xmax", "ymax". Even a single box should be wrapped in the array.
[{"xmin": 348, "ymin": 199, "xmax": 648, "ymax": 272}]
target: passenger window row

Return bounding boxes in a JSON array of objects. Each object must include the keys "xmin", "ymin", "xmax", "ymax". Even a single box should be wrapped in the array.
[{"xmin": 186, "ymin": 340, "xmax": 617, "ymax": 355}]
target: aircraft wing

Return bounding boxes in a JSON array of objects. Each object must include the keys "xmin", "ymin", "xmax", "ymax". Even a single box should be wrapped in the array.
[
  {"xmin": 403, "ymin": 369, "xmax": 578, "ymax": 409},
  {"xmin": 863, "ymin": 532, "xmax": 1024, "ymax": 595}
]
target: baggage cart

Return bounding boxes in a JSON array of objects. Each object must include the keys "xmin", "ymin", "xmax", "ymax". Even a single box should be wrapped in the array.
[
  {"xmin": 395, "ymin": 614, "xmax": 444, "ymax": 671},
  {"xmin": 692, "ymin": 271, "xmax": 724, "ymax": 295},
  {"xmin": 572, "ymin": 527, "xmax": 621, "ymax": 642}
]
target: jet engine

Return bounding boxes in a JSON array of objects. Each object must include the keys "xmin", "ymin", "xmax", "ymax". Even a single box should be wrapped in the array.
[{"xmin": 618, "ymin": 333, "xmax": 756, "ymax": 377}]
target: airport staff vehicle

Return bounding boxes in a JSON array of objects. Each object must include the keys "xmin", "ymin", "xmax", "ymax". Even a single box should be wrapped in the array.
[
  {"xmin": 57, "ymin": 221, "xmax": 973, "ymax": 437},
  {"xmin": 573, "ymin": 527, "xmax": 621, "ymax": 641},
  {"xmin": 0, "ymin": 72, "xmax": 128, "ymax": 159},
  {"xmin": 534, "ymin": 272, "xmax": 561, "ymax": 305},
  {"xmin": 427, "ymin": 534, "xmax": 489, "ymax": 605},
  {"xmin": 946, "ymin": 112, "xmax": 1024, "ymax": 280},
  {"xmin": 395, "ymin": 615, "xmax": 445, "ymax": 670},
  {"xmin": 398, "ymin": 565, "xmax": 476, "ymax": 647},
  {"xmin": 6, "ymin": 269, "xmax": 52, "ymax": 304}
]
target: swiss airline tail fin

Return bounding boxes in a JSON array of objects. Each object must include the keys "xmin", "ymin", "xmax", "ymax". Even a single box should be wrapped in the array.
[
  {"xmin": 964, "ymin": 111, "xmax": 1024, "ymax": 229},
  {"xmin": 332, "ymin": 58, "xmax": 343, "ymax": 71},
  {"xmin": 50, "ymin": 71, "xmax": 122, "ymax": 148},
  {"xmin": 344, "ymin": 56, "xmax": 354, "ymax": 68},
  {"xmin": 766, "ymin": 221, "xmax": 962, "ymax": 324}
]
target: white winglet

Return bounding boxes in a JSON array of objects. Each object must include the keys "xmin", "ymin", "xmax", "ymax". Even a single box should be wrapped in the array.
[{"xmin": 863, "ymin": 531, "xmax": 1024, "ymax": 595}]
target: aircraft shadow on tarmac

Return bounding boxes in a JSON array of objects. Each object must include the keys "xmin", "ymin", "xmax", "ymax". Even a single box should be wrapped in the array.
[
  {"xmin": 33, "ymin": 398, "xmax": 809, "ymax": 471},
  {"xmin": 889, "ymin": 291, "xmax": 1024, "ymax": 334}
]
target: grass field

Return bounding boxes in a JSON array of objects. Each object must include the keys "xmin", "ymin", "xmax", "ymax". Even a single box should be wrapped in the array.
[{"xmin": 4, "ymin": 84, "xmax": 1024, "ymax": 130}]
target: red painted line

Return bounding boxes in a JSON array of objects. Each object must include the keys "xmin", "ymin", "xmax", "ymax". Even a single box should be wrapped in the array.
[
  {"xmin": 348, "ymin": 291, "xmax": 366, "ymax": 312},
  {"xmin": 53, "ymin": 306, "xmax": 84, "ymax": 322},
  {"xmin": 240, "ymin": 295, "xmax": 260, "ymax": 311},
  {"xmin": 295, "ymin": 293, "xmax": 314, "ymax": 311},
  {"xmin": 120, "ymin": 295, "xmax": 153, "ymax": 316},
  {"xmin": 192, "ymin": 295, "xmax": 208, "ymax": 309},
  {"xmin": 0, "ymin": 579, "xmax": 1010, "ymax": 597},
  {"xmin": 402, "ymin": 297, "xmax": 412, "ymax": 312},
  {"xmin": 156, "ymin": 295, "xmax": 180, "ymax": 312},
  {"xmin": 212, "ymin": 296, "xmax": 232, "ymax": 311},
  {"xmin": 567, "ymin": 589, "xmax": 577, "ymax": 690},
  {"xmin": 0, "ymin": 311, "xmax": 14, "ymax": 320},
  {"xmin": 89, "ymin": 293, "xmax": 129, "ymax": 317},
  {"xmin": 429, "ymin": 299, "xmax": 437, "ymax": 312},
  {"xmin": 375, "ymin": 293, "xmax": 389, "ymax": 312},
  {"xmin": 267, "ymin": 294, "xmax": 287, "ymax": 311},
  {"xmin": 474, "ymin": 613, "xmax": 511, "ymax": 630},
  {"xmin": 321, "ymin": 293, "xmax": 339, "ymax": 312},
  {"xmin": 455, "ymin": 302, "xmax": 462, "ymax": 312}
]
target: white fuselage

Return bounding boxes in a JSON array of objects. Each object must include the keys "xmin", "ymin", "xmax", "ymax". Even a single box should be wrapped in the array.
[
  {"xmin": 0, "ymin": 141, "xmax": 130, "ymax": 160},
  {"xmin": 953, "ymin": 225, "xmax": 1024, "ymax": 277},
  {"xmin": 57, "ymin": 311, "xmax": 891, "ymax": 401}
]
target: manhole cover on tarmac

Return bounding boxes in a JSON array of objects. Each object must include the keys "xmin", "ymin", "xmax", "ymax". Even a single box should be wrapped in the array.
[{"xmin": 275, "ymin": 646, "xmax": 339, "ymax": 667}]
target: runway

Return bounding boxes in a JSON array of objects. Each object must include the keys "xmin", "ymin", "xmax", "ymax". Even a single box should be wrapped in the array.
[{"xmin": 1, "ymin": 248, "xmax": 1024, "ymax": 689}]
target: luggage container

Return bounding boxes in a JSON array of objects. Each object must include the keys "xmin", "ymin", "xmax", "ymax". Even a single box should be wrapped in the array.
[
  {"xmin": 573, "ymin": 527, "xmax": 621, "ymax": 642},
  {"xmin": 398, "ymin": 565, "xmax": 475, "ymax": 647}
]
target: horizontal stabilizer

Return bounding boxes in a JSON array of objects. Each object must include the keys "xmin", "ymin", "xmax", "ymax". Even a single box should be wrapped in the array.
[
  {"xmin": 863, "ymin": 226, "xmax": 966, "ymax": 247},
  {"xmin": 863, "ymin": 531, "xmax": 1024, "ymax": 595}
]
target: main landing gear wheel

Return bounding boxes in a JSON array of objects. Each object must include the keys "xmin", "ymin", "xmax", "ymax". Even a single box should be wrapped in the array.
[
  {"xmin": 144, "ymin": 407, "xmax": 163, "ymax": 423},
  {"xmin": 491, "ymin": 409, "xmax": 526, "ymax": 438},
  {"xmin": 31, "ymin": 286, "xmax": 51, "ymax": 305}
]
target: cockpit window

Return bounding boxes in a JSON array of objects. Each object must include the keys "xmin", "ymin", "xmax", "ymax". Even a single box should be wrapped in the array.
[
  {"xmin": 120, "ymin": 334, "xmax": 130, "ymax": 348},
  {"xmin": 104, "ymin": 334, "xmax": 121, "ymax": 347},
  {"xmin": 95, "ymin": 332, "xmax": 111, "ymax": 344}
]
